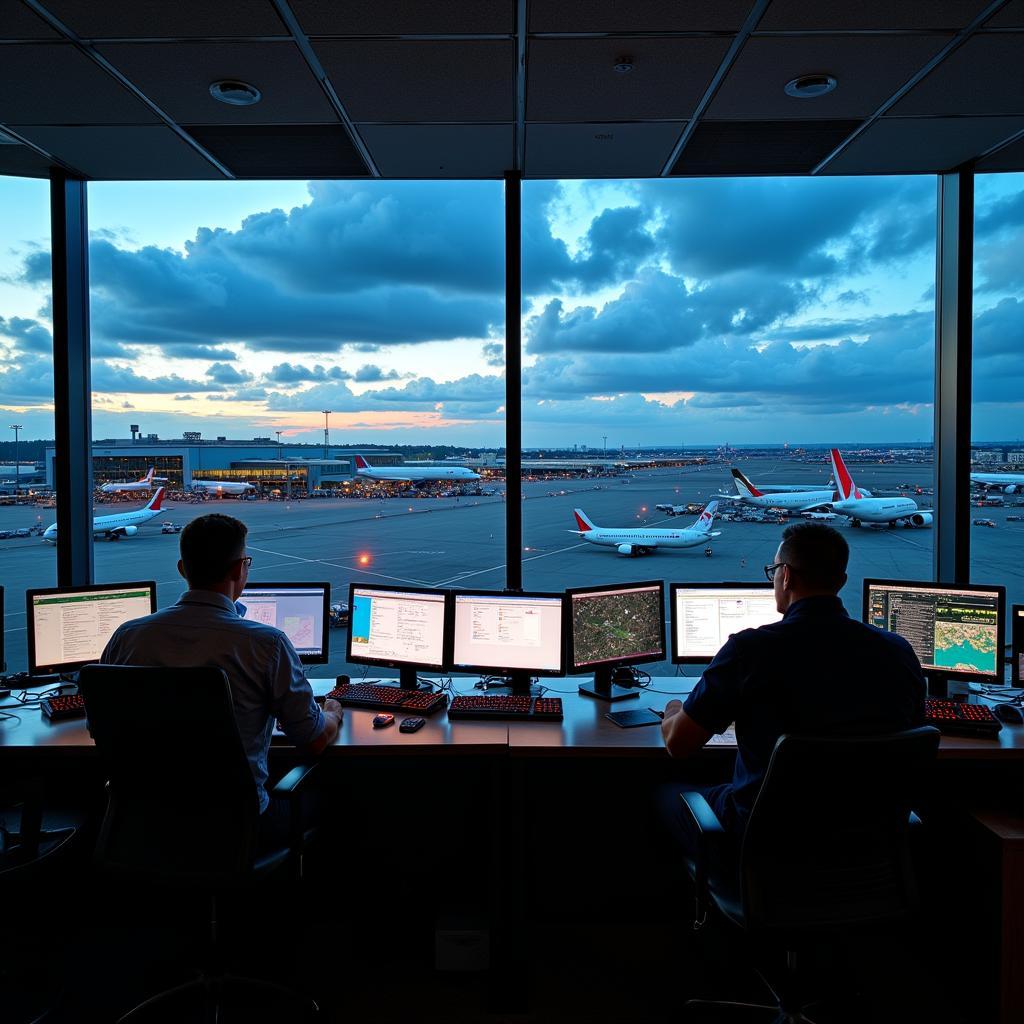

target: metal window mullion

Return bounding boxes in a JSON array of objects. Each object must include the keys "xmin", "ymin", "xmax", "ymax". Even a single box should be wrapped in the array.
[
  {"xmin": 50, "ymin": 171, "xmax": 94, "ymax": 586},
  {"xmin": 504, "ymin": 171, "xmax": 522, "ymax": 591}
]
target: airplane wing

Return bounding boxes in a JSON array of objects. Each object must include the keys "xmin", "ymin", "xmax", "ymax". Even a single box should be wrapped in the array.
[
  {"xmin": 707, "ymin": 531, "xmax": 722, "ymax": 538},
  {"xmin": 798, "ymin": 500, "xmax": 832, "ymax": 512}
]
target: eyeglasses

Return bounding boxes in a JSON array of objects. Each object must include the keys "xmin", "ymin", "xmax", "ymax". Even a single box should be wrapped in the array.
[
  {"xmin": 764, "ymin": 562, "xmax": 787, "ymax": 582},
  {"xmin": 238, "ymin": 556, "xmax": 253, "ymax": 569}
]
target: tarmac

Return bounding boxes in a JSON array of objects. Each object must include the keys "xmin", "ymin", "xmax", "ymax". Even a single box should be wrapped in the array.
[{"xmin": 2, "ymin": 459, "xmax": 1021, "ymax": 679}]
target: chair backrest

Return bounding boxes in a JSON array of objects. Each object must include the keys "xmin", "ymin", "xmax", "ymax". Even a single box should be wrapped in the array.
[
  {"xmin": 739, "ymin": 726, "xmax": 940, "ymax": 937},
  {"xmin": 78, "ymin": 664, "xmax": 261, "ymax": 885}
]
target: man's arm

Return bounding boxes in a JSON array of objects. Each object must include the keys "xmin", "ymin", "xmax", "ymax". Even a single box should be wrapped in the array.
[
  {"xmin": 661, "ymin": 699, "xmax": 712, "ymax": 758},
  {"xmin": 303, "ymin": 699, "xmax": 343, "ymax": 755},
  {"xmin": 271, "ymin": 638, "xmax": 339, "ymax": 753}
]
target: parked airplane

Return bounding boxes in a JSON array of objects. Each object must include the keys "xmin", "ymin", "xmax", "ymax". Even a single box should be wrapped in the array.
[
  {"xmin": 826, "ymin": 450, "xmax": 932, "ymax": 527},
  {"xmin": 43, "ymin": 487, "xmax": 167, "ymax": 543},
  {"xmin": 971, "ymin": 472, "xmax": 1024, "ymax": 494},
  {"xmin": 99, "ymin": 467, "xmax": 162, "ymax": 493},
  {"xmin": 354, "ymin": 454, "xmax": 480, "ymax": 482},
  {"xmin": 192, "ymin": 480, "xmax": 256, "ymax": 495},
  {"xmin": 718, "ymin": 469, "xmax": 835, "ymax": 512},
  {"xmin": 570, "ymin": 502, "xmax": 721, "ymax": 557}
]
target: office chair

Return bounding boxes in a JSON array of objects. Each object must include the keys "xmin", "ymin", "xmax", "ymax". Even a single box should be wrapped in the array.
[
  {"xmin": 78, "ymin": 664, "xmax": 321, "ymax": 1022},
  {"xmin": 679, "ymin": 726, "xmax": 940, "ymax": 1023}
]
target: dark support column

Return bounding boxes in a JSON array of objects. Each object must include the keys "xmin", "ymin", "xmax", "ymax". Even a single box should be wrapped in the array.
[
  {"xmin": 933, "ymin": 171, "xmax": 973, "ymax": 584},
  {"xmin": 504, "ymin": 171, "xmax": 522, "ymax": 591},
  {"xmin": 50, "ymin": 171, "xmax": 94, "ymax": 586}
]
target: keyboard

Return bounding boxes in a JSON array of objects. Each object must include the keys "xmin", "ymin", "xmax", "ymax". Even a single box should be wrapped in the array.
[
  {"xmin": 325, "ymin": 683, "xmax": 447, "ymax": 715},
  {"xmin": 925, "ymin": 698, "xmax": 1002, "ymax": 737},
  {"xmin": 447, "ymin": 695, "xmax": 563, "ymax": 721},
  {"xmin": 41, "ymin": 693, "xmax": 87, "ymax": 721}
]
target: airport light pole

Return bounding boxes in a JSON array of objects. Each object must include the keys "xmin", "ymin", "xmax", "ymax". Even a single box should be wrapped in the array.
[
  {"xmin": 275, "ymin": 430, "xmax": 283, "ymax": 458},
  {"xmin": 9, "ymin": 424, "xmax": 22, "ymax": 496},
  {"xmin": 322, "ymin": 410, "xmax": 331, "ymax": 460}
]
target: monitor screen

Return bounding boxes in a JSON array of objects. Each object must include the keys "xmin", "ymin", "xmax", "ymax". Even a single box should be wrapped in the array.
[
  {"xmin": 451, "ymin": 591, "xmax": 565, "ymax": 676},
  {"xmin": 27, "ymin": 581, "xmax": 157, "ymax": 675},
  {"xmin": 671, "ymin": 583, "xmax": 781, "ymax": 663},
  {"xmin": 347, "ymin": 584, "xmax": 447, "ymax": 670},
  {"xmin": 1013, "ymin": 605, "xmax": 1024, "ymax": 687},
  {"xmin": 863, "ymin": 579, "xmax": 1005, "ymax": 682},
  {"xmin": 567, "ymin": 581, "xmax": 665, "ymax": 673},
  {"xmin": 238, "ymin": 582, "xmax": 330, "ymax": 664}
]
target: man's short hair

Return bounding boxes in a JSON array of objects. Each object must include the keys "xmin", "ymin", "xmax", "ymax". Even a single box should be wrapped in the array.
[
  {"xmin": 779, "ymin": 522, "xmax": 849, "ymax": 592},
  {"xmin": 179, "ymin": 514, "xmax": 247, "ymax": 589}
]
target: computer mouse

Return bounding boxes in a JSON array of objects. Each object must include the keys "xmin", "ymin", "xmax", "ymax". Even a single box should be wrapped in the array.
[
  {"xmin": 372, "ymin": 713, "xmax": 395, "ymax": 728},
  {"xmin": 993, "ymin": 703, "xmax": 1024, "ymax": 725}
]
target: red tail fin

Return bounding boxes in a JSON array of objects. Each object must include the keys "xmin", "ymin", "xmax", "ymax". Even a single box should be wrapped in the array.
[
  {"xmin": 147, "ymin": 486, "xmax": 165, "ymax": 511},
  {"xmin": 573, "ymin": 509, "xmax": 595, "ymax": 532},
  {"xmin": 354, "ymin": 455, "xmax": 369, "ymax": 469}
]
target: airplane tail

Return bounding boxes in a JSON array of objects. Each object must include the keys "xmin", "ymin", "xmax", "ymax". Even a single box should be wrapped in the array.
[
  {"xmin": 354, "ymin": 455, "xmax": 369, "ymax": 470},
  {"xmin": 731, "ymin": 468, "xmax": 763, "ymax": 499},
  {"xmin": 145, "ymin": 486, "xmax": 165, "ymax": 511},
  {"xmin": 140, "ymin": 466, "xmax": 155, "ymax": 484},
  {"xmin": 692, "ymin": 500, "xmax": 719, "ymax": 533},
  {"xmin": 829, "ymin": 448, "xmax": 861, "ymax": 501},
  {"xmin": 572, "ymin": 508, "xmax": 596, "ymax": 532}
]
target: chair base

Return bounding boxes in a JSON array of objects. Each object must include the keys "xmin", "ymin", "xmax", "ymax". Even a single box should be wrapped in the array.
[
  {"xmin": 117, "ymin": 971, "xmax": 319, "ymax": 1023},
  {"xmin": 683, "ymin": 998, "xmax": 817, "ymax": 1023}
]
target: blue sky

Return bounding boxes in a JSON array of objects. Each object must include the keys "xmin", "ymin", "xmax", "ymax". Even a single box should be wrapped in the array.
[{"xmin": 1, "ymin": 172, "xmax": 1022, "ymax": 447}]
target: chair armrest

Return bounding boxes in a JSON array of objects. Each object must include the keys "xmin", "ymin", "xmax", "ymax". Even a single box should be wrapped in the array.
[
  {"xmin": 679, "ymin": 791, "xmax": 726, "ymax": 920},
  {"xmin": 909, "ymin": 810, "xmax": 923, "ymax": 828},
  {"xmin": 680, "ymin": 791, "xmax": 725, "ymax": 837},
  {"xmin": 271, "ymin": 761, "xmax": 319, "ymax": 800}
]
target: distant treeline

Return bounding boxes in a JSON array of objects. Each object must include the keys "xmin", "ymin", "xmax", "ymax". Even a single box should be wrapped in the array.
[{"xmin": 0, "ymin": 439, "xmax": 53, "ymax": 461}]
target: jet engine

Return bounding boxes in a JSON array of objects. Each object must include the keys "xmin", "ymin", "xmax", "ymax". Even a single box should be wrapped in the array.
[
  {"xmin": 1005, "ymin": 485, "xmax": 1018, "ymax": 494},
  {"xmin": 909, "ymin": 513, "xmax": 933, "ymax": 527},
  {"xmin": 617, "ymin": 544, "xmax": 635, "ymax": 556}
]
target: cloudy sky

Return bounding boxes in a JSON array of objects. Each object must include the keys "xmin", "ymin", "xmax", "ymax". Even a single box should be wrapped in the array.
[{"xmin": 1, "ymin": 171, "xmax": 1021, "ymax": 447}]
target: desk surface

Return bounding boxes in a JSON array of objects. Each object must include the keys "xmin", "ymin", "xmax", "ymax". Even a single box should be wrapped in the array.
[{"xmin": 2, "ymin": 677, "xmax": 1022, "ymax": 759}]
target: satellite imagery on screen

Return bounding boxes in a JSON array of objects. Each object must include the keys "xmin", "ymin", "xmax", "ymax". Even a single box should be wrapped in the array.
[{"xmin": 572, "ymin": 590, "xmax": 661, "ymax": 666}]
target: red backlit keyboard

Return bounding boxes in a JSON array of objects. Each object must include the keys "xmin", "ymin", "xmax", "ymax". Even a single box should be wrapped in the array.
[
  {"xmin": 925, "ymin": 698, "xmax": 1001, "ymax": 737},
  {"xmin": 447, "ymin": 695, "xmax": 563, "ymax": 721},
  {"xmin": 325, "ymin": 683, "xmax": 447, "ymax": 715},
  {"xmin": 41, "ymin": 693, "xmax": 87, "ymax": 721}
]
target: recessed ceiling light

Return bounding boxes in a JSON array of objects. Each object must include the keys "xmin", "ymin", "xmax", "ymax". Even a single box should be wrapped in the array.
[
  {"xmin": 784, "ymin": 74, "xmax": 837, "ymax": 98},
  {"xmin": 209, "ymin": 80, "xmax": 262, "ymax": 106},
  {"xmin": 613, "ymin": 56, "xmax": 635, "ymax": 73}
]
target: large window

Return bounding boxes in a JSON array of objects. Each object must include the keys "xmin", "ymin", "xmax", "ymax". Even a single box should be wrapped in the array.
[
  {"xmin": 972, "ymin": 172, "xmax": 1024, "ymax": 641},
  {"xmin": 87, "ymin": 179, "xmax": 505, "ymax": 678},
  {"xmin": 0, "ymin": 175, "xmax": 53, "ymax": 673},
  {"xmin": 522, "ymin": 177, "xmax": 937, "ymax": 675}
]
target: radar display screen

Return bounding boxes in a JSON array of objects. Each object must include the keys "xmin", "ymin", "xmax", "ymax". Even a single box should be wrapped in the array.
[{"xmin": 570, "ymin": 582, "xmax": 665, "ymax": 669}]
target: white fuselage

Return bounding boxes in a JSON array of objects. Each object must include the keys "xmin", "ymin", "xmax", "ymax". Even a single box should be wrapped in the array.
[
  {"xmin": 733, "ymin": 488, "xmax": 836, "ymax": 512},
  {"xmin": 100, "ymin": 480, "xmax": 152, "ymax": 493},
  {"xmin": 971, "ymin": 473, "xmax": 1024, "ymax": 491},
  {"xmin": 831, "ymin": 496, "xmax": 923, "ymax": 524},
  {"xmin": 356, "ymin": 466, "xmax": 481, "ymax": 482},
  {"xmin": 579, "ymin": 525, "xmax": 720, "ymax": 551},
  {"xmin": 193, "ymin": 481, "xmax": 255, "ymax": 495},
  {"xmin": 43, "ymin": 503, "xmax": 164, "ymax": 543}
]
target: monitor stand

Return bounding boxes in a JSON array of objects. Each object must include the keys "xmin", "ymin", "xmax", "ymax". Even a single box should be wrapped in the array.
[
  {"xmin": 483, "ymin": 671, "xmax": 542, "ymax": 696},
  {"xmin": 378, "ymin": 667, "xmax": 433, "ymax": 692},
  {"xmin": 925, "ymin": 672, "xmax": 953, "ymax": 699},
  {"xmin": 579, "ymin": 666, "xmax": 640, "ymax": 702}
]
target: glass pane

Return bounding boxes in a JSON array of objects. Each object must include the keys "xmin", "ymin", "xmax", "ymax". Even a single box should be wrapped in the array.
[
  {"xmin": 972, "ymin": 172, "xmax": 1024, "ymax": 656},
  {"xmin": 0, "ymin": 175, "xmax": 53, "ymax": 674},
  {"xmin": 522, "ymin": 177, "xmax": 937, "ymax": 680},
  {"xmin": 87, "ymin": 179, "xmax": 504, "ymax": 680}
]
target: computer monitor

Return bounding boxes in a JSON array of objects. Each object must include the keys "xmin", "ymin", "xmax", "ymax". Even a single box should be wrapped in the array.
[
  {"xmin": 0, "ymin": 585, "xmax": 5, "ymax": 673},
  {"xmin": 347, "ymin": 583, "xmax": 448, "ymax": 690},
  {"xmin": 566, "ymin": 580, "xmax": 666, "ymax": 702},
  {"xmin": 26, "ymin": 581, "xmax": 157, "ymax": 676},
  {"xmin": 671, "ymin": 582, "xmax": 782, "ymax": 664},
  {"xmin": 1010, "ymin": 605, "xmax": 1024, "ymax": 688},
  {"xmin": 238, "ymin": 582, "xmax": 330, "ymax": 665},
  {"xmin": 451, "ymin": 590, "xmax": 565, "ymax": 694},
  {"xmin": 863, "ymin": 579, "xmax": 1005, "ymax": 694}
]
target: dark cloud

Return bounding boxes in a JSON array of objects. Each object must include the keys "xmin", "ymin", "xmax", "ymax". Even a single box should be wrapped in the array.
[
  {"xmin": 91, "ymin": 361, "xmax": 222, "ymax": 394},
  {"xmin": 205, "ymin": 362, "xmax": 253, "ymax": 385},
  {"xmin": 174, "ymin": 394, "xmax": 194, "ymax": 401},
  {"xmin": 353, "ymin": 364, "xmax": 401, "ymax": 382},
  {"xmin": 264, "ymin": 362, "xmax": 351, "ymax": 384},
  {"xmin": 0, "ymin": 315, "xmax": 51, "ymax": 353},
  {"xmin": 162, "ymin": 344, "xmax": 239, "ymax": 361},
  {"xmin": 482, "ymin": 342, "xmax": 504, "ymax": 366},
  {"xmin": 0, "ymin": 351, "xmax": 55, "ymax": 403}
]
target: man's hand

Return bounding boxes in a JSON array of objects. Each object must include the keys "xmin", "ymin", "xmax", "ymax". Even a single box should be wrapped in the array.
[
  {"xmin": 322, "ymin": 698, "xmax": 343, "ymax": 722},
  {"xmin": 663, "ymin": 698, "xmax": 684, "ymax": 719},
  {"xmin": 305, "ymin": 698, "xmax": 343, "ymax": 755},
  {"xmin": 660, "ymin": 703, "xmax": 712, "ymax": 759}
]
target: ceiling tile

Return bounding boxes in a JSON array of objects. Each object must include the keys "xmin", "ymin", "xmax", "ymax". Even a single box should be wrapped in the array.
[
  {"xmin": 671, "ymin": 120, "xmax": 861, "ymax": 175},
  {"xmin": 527, "ymin": 38, "xmax": 730, "ymax": 121},
  {"xmin": 291, "ymin": 0, "xmax": 513, "ymax": 36},
  {"xmin": 314, "ymin": 40, "xmax": 514, "ymax": 122},
  {"xmin": 0, "ymin": 43, "xmax": 159, "ymax": 125},
  {"xmin": 97, "ymin": 41, "xmax": 335, "ymax": 123},
  {"xmin": 758, "ymin": 1, "xmax": 994, "ymax": 32},
  {"xmin": 529, "ymin": 0, "xmax": 752, "ymax": 33},
  {"xmin": 13, "ymin": 124, "xmax": 226, "ymax": 178},
  {"xmin": 40, "ymin": 0, "xmax": 287, "ymax": 38},
  {"xmin": 708, "ymin": 35, "xmax": 952, "ymax": 119},
  {"xmin": 525, "ymin": 121, "xmax": 684, "ymax": 178},
  {"xmin": 358, "ymin": 123, "xmax": 512, "ymax": 177},
  {"xmin": 184, "ymin": 123, "xmax": 368, "ymax": 177},
  {"xmin": 2, "ymin": 0, "xmax": 61, "ymax": 38},
  {"xmin": 0, "ymin": 139, "xmax": 59, "ymax": 177},
  {"xmin": 892, "ymin": 34, "xmax": 1024, "ymax": 116},
  {"xmin": 976, "ymin": 132, "xmax": 1024, "ymax": 170},
  {"xmin": 824, "ymin": 115, "xmax": 1024, "ymax": 173}
]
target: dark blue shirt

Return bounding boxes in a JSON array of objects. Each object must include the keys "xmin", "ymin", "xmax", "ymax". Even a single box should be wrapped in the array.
[{"xmin": 682, "ymin": 595, "xmax": 925, "ymax": 833}]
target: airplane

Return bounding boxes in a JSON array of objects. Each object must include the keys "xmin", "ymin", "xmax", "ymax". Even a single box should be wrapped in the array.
[
  {"xmin": 353, "ymin": 454, "xmax": 480, "ymax": 482},
  {"xmin": 192, "ymin": 480, "xmax": 256, "ymax": 495},
  {"xmin": 718, "ymin": 469, "xmax": 836, "ymax": 512},
  {"xmin": 971, "ymin": 472, "xmax": 1024, "ymax": 494},
  {"xmin": 99, "ymin": 467, "xmax": 164, "ymax": 493},
  {"xmin": 800, "ymin": 510, "xmax": 838, "ymax": 521},
  {"xmin": 43, "ymin": 487, "xmax": 167, "ymax": 543},
  {"xmin": 570, "ymin": 501, "xmax": 721, "ymax": 557},
  {"xmin": 825, "ymin": 450, "xmax": 932, "ymax": 528}
]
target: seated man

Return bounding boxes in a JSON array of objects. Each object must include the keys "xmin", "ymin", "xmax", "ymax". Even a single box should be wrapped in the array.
[
  {"xmin": 101, "ymin": 513, "xmax": 343, "ymax": 834},
  {"xmin": 660, "ymin": 522, "xmax": 925, "ymax": 852}
]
